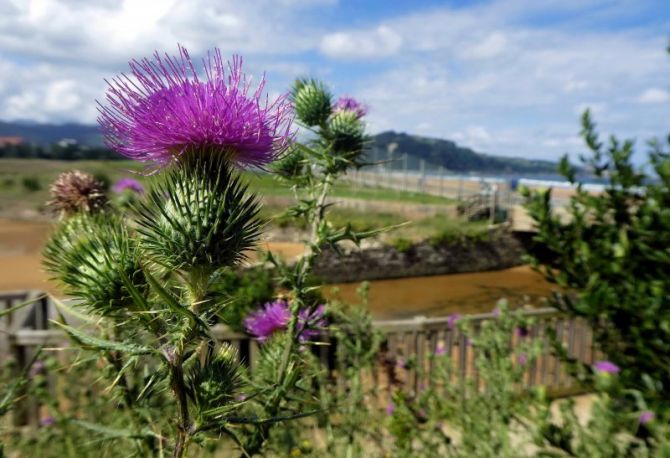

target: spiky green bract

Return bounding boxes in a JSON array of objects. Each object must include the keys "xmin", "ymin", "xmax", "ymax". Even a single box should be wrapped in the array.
[
  {"xmin": 325, "ymin": 110, "xmax": 368, "ymax": 172},
  {"xmin": 136, "ymin": 150, "xmax": 263, "ymax": 275},
  {"xmin": 291, "ymin": 79, "xmax": 332, "ymax": 127},
  {"xmin": 271, "ymin": 145, "xmax": 305, "ymax": 180},
  {"xmin": 186, "ymin": 344, "xmax": 244, "ymax": 421},
  {"xmin": 43, "ymin": 214, "xmax": 146, "ymax": 316}
]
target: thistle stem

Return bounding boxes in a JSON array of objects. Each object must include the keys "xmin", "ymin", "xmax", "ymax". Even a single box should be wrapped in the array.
[{"xmin": 170, "ymin": 360, "xmax": 191, "ymax": 458}]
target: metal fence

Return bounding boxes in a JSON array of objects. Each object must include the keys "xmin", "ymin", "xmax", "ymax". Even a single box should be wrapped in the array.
[{"xmin": 2, "ymin": 292, "xmax": 595, "ymax": 427}]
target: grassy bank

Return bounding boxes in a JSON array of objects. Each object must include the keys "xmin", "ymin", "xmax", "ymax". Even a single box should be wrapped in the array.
[{"xmin": 0, "ymin": 158, "xmax": 479, "ymax": 241}]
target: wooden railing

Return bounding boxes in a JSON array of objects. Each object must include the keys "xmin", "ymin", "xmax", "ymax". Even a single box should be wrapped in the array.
[{"xmin": 2, "ymin": 292, "xmax": 595, "ymax": 427}]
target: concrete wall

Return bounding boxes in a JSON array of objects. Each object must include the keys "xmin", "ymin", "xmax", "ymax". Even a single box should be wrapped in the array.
[{"xmin": 311, "ymin": 230, "xmax": 526, "ymax": 283}]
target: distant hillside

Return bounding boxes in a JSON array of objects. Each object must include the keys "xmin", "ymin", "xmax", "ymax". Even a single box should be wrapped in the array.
[
  {"xmin": 0, "ymin": 121, "xmax": 559, "ymax": 174},
  {"xmin": 369, "ymin": 131, "xmax": 558, "ymax": 174},
  {"xmin": 0, "ymin": 121, "xmax": 103, "ymax": 146}
]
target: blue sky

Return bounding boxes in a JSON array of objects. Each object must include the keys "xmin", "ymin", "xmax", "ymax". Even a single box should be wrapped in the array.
[{"xmin": 0, "ymin": 0, "xmax": 668, "ymax": 162}]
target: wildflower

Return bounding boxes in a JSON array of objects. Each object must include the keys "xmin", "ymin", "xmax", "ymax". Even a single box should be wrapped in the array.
[
  {"xmin": 29, "ymin": 360, "xmax": 45, "ymax": 379},
  {"xmin": 236, "ymin": 394, "xmax": 247, "ymax": 402},
  {"xmin": 447, "ymin": 314, "xmax": 460, "ymax": 330},
  {"xmin": 296, "ymin": 304, "xmax": 327, "ymax": 343},
  {"xmin": 244, "ymin": 300, "xmax": 291, "ymax": 342},
  {"xmin": 492, "ymin": 307, "xmax": 501, "ymax": 317},
  {"xmin": 98, "ymin": 45, "xmax": 294, "ymax": 168},
  {"xmin": 244, "ymin": 301, "xmax": 326, "ymax": 343},
  {"xmin": 47, "ymin": 170, "xmax": 108, "ymax": 216},
  {"xmin": 639, "ymin": 411, "xmax": 654, "ymax": 425},
  {"xmin": 386, "ymin": 402, "xmax": 395, "ymax": 416},
  {"xmin": 515, "ymin": 326, "xmax": 529, "ymax": 338},
  {"xmin": 518, "ymin": 352, "xmax": 528, "ymax": 366},
  {"xmin": 332, "ymin": 96, "xmax": 367, "ymax": 119},
  {"xmin": 594, "ymin": 360, "xmax": 620, "ymax": 374},
  {"xmin": 435, "ymin": 342, "xmax": 446, "ymax": 356},
  {"xmin": 40, "ymin": 416, "xmax": 55, "ymax": 427},
  {"xmin": 113, "ymin": 177, "xmax": 144, "ymax": 194}
]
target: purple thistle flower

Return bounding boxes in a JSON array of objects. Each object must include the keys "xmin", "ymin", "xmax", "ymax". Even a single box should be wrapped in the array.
[
  {"xmin": 113, "ymin": 177, "xmax": 144, "ymax": 194},
  {"xmin": 435, "ymin": 342, "xmax": 446, "ymax": 356},
  {"xmin": 386, "ymin": 402, "xmax": 395, "ymax": 416},
  {"xmin": 244, "ymin": 301, "xmax": 326, "ymax": 343},
  {"xmin": 29, "ymin": 360, "xmax": 45, "ymax": 379},
  {"xmin": 518, "ymin": 352, "xmax": 528, "ymax": 366},
  {"xmin": 447, "ymin": 314, "xmax": 460, "ymax": 330},
  {"xmin": 296, "ymin": 304, "xmax": 327, "ymax": 343},
  {"xmin": 515, "ymin": 326, "xmax": 529, "ymax": 338},
  {"xmin": 98, "ymin": 45, "xmax": 294, "ymax": 168},
  {"xmin": 244, "ymin": 300, "xmax": 291, "ymax": 342},
  {"xmin": 594, "ymin": 360, "xmax": 620, "ymax": 374},
  {"xmin": 40, "ymin": 416, "xmax": 55, "ymax": 427},
  {"xmin": 492, "ymin": 307, "xmax": 501, "ymax": 317},
  {"xmin": 333, "ymin": 96, "xmax": 367, "ymax": 118},
  {"xmin": 236, "ymin": 394, "xmax": 247, "ymax": 402},
  {"xmin": 639, "ymin": 411, "xmax": 654, "ymax": 425}
]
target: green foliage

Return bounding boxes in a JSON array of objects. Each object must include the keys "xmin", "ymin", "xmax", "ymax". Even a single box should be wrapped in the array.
[
  {"xmin": 391, "ymin": 236, "xmax": 414, "ymax": 253},
  {"xmin": 21, "ymin": 176, "xmax": 41, "ymax": 192},
  {"xmin": 523, "ymin": 110, "xmax": 670, "ymax": 401},
  {"xmin": 136, "ymin": 151, "xmax": 262, "ymax": 275},
  {"xmin": 211, "ymin": 267, "xmax": 275, "ymax": 332}
]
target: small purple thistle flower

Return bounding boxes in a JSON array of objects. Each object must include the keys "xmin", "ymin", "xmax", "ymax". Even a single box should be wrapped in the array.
[
  {"xmin": 29, "ymin": 360, "xmax": 45, "ymax": 379},
  {"xmin": 515, "ymin": 326, "xmax": 529, "ymax": 338},
  {"xmin": 244, "ymin": 300, "xmax": 291, "ymax": 342},
  {"xmin": 40, "ymin": 416, "xmax": 55, "ymax": 427},
  {"xmin": 98, "ymin": 45, "xmax": 294, "ymax": 168},
  {"xmin": 236, "ymin": 394, "xmax": 247, "ymax": 402},
  {"xmin": 244, "ymin": 301, "xmax": 326, "ymax": 343},
  {"xmin": 447, "ymin": 314, "xmax": 460, "ymax": 330},
  {"xmin": 113, "ymin": 178, "xmax": 144, "ymax": 194},
  {"xmin": 518, "ymin": 352, "xmax": 528, "ymax": 366},
  {"xmin": 386, "ymin": 402, "xmax": 395, "ymax": 416},
  {"xmin": 594, "ymin": 360, "xmax": 620, "ymax": 374},
  {"xmin": 434, "ymin": 342, "xmax": 446, "ymax": 356},
  {"xmin": 332, "ymin": 96, "xmax": 367, "ymax": 118},
  {"xmin": 492, "ymin": 307, "xmax": 501, "ymax": 317},
  {"xmin": 296, "ymin": 304, "xmax": 327, "ymax": 343},
  {"xmin": 639, "ymin": 411, "xmax": 654, "ymax": 425}
]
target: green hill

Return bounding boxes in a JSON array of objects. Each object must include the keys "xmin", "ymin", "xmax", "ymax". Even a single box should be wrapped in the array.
[{"xmin": 369, "ymin": 131, "xmax": 557, "ymax": 174}]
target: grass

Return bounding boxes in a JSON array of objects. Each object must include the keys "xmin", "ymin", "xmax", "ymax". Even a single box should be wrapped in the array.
[
  {"xmin": 0, "ymin": 158, "xmax": 478, "ymax": 244},
  {"xmin": 0, "ymin": 159, "xmax": 452, "ymax": 216}
]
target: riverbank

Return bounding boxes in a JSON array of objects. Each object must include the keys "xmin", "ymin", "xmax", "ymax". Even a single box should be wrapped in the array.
[{"xmin": 0, "ymin": 218, "xmax": 553, "ymax": 318}]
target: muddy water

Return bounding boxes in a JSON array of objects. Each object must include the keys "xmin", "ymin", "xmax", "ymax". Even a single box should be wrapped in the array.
[
  {"xmin": 325, "ymin": 266, "xmax": 553, "ymax": 319},
  {"xmin": 0, "ymin": 218, "xmax": 554, "ymax": 317}
]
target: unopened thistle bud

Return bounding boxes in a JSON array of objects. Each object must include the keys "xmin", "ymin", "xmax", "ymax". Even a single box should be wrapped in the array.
[{"xmin": 292, "ymin": 79, "xmax": 332, "ymax": 127}]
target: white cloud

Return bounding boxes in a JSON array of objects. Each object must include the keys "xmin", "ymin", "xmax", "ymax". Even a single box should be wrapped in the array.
[
  {"xmin": 320, "ymin": 26, "xmax": 403, "ymax": 59},
  {"xmin": 638, "ymin": 88, "xmax": 670, "ymax": 104},
  {"xmin": 460, "ymin": 33, "xmax": 508, "ymax": 60}
]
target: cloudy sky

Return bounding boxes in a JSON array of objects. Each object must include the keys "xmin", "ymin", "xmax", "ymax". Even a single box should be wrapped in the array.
[{"xmin": 0, "ymin": 0, "xmax": 668, "ymax": 161}]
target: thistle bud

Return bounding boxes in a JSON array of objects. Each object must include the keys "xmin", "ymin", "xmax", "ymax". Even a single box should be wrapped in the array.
[
  {"xmin": 43, "ymin": 215, "xmax": 146, "ymax": 316},
  {"xmin": 136, "ymin": 153, "xmax": 262, "ymax": 275},
  {"xmin": 47, "ymin": 170, "xmax": 108, "ymax": 217},
  {"xmin": 272, "ymin": 146, "xmax": 305, "ymax": 179},
  {"xmin": 187, "ymin": 344, "xmax": 243, "ymax": 414},
  {"xmin": 327, "ymin": 110, "xmax": 367, "ymax": 166},
  {"xmin": 292, "ymin": 79, "xmax": 332, "ymax": 127}
]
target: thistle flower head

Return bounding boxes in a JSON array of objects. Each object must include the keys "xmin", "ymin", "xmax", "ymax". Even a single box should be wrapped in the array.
[
  {"xmin": 47, "ymin": 170, "xmax": 108, "ymax": 216},
  {"xmin": 113, "ymin": 177, "xmax": 144, "ymax": 194},
  {"xmin": 244, "ymin": 300, "xmax": 291, "ymax": 342},
  {"xmin": 333, "ymin": 96, "xmax": 367, "ymax": 119},
  {"xmin": 639, "ymin": 411, "xmax": 654, "ymax": 425},
  {"xmin": 594, "ymin": 360, "xmax": 620, "ymax": 374},
  {"xmin": 244, "ymin": 301, "xmax": 327, "ymax": 343},
  {"xmin": 447, "ymin": 313, "xmax": 461, "ymax": 330},
  {"xmin": 98, "ymin": 45, "xmax": 294, "ymax": 168},
  {"xmin": 296, "ymin": 304, "xmax": 327, "ymax": 343}
]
